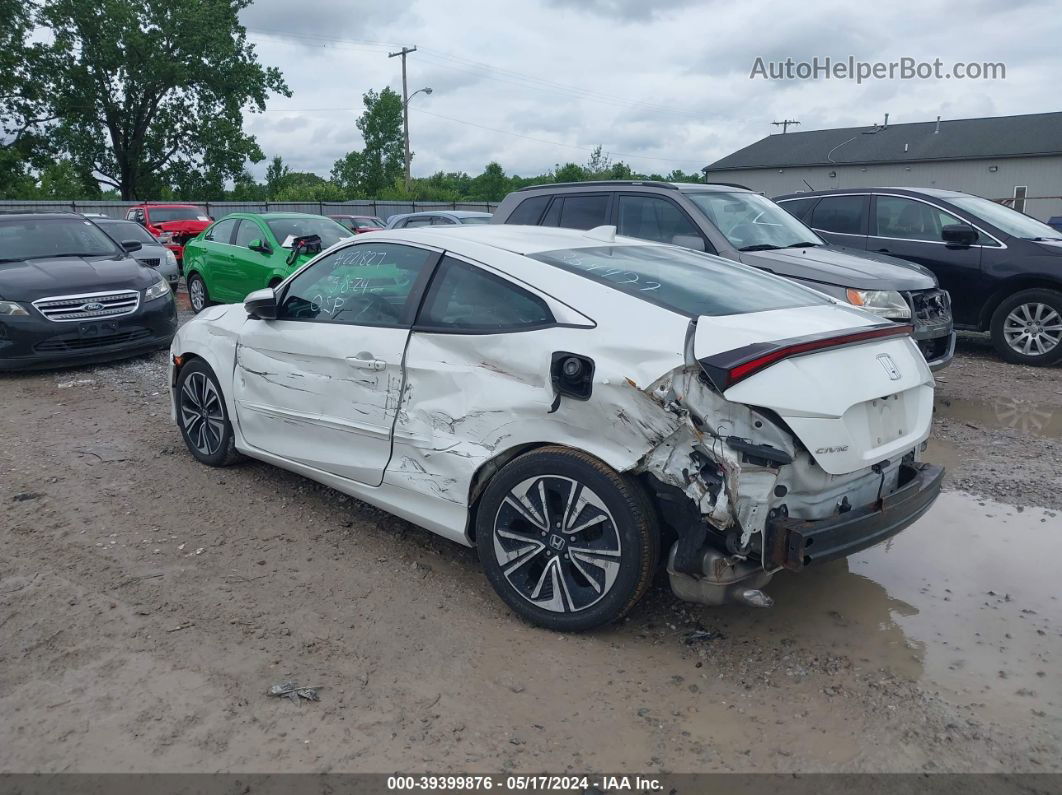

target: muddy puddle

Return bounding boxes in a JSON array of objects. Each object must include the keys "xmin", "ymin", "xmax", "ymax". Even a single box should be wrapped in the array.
[
  {"xmin": 934, "ymin": 395, "xmax": 1062, "ymax": 438},
  {"xmin": 720, "ymin": 491, "xmax": 1060, "ymax": 727}
]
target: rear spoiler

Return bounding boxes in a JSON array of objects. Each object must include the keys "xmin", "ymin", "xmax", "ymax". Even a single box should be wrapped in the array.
[{"xmin": 698, "ymin": 323, "xmax": 914, "ymax": 392}]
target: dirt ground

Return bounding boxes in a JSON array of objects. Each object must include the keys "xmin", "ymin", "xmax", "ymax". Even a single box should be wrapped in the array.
[{"xmin": 0, "ymin": 298, "xmax": 1059, "ymax": 774}]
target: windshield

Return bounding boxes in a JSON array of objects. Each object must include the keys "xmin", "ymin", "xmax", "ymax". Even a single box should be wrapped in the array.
[
  {"xmin": 685, "ymin": 191, "xmax": 825, "ymax": 250},
  {"xmin": 459, "ymin": 216, "xmax": 491, "ymax": 224},
  {"xmin": 0, "ymin": 218, "xmax": 121, "ymax": 262},
  {"xmin": 147, "ymin": 207, "xmax": 209, "ymax": 223},
  {"xmin": 948, "ymin": 196, "xmax": 1062, "ymax": 241},
  {"xmin": 266, "ymin": 217, "xmax": 353, "ymax": 249},
  {"xmin": 357, "ymin": 217, "xmax": 385, "ymax": 228},
  {"xmin": 97, "ymin": 220, "xmax": 159, "ymax": 246},
  {"xmin": 529, "ymin": 245, "xmax": 829, "ymax": 317}
]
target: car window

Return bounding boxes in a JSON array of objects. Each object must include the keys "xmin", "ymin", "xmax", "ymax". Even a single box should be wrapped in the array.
[
  {"xmin": 234, "ymin": 219, "xmax": 264, "ymax": 248},
  {"xmin": 277, "ymin": 243, "xmax": 434, "ymax": 327},
  {"xmin": 0, "ymin": 217, "xmax": 121, "ymax": 261},
  {"xmin": 265, "ymin": 216, "xmax": 351, "ymax": 249},
  {"xmin": 147, "ymin": 207, "xmax": 210, "ymax": 223},
  {"xmin": 206, "ymin": 218, "xmax": 237, "ymax": 243},
  {"xmin": 404, "ymin": 217, "xmax": 433, "ymax": 228},
  {"xmin": 505, "ymin": 195, "xmax": 550, "ymax": 225},
  {"xmin": 98, "ymin": 220, "xmax": 158, "ymax": 245},
  {"xmin": 430, "ymin": 216, "xmax": 456, "ymax": 225},
  {"xmin": 419, "ymin": 256, "xmax": 554, "ymax": 332},
  {"xmin": 617, "ymin": 194, "xmax": 702, "ymax": 245},
  {"xmin": 949, "ymin": 195, "xmax": 1060, "ymax": 241},
  {"xmin": 459, "ymin": 216, "xmax": 491, "ymax": 224},
  {"xmin": 529, "ymin": 245, "xmax": 829, "ymax": 318},
  {"xmin": 778, "ymin": 197, "xmax": 816, "ymax": 222},
  {"xmin": 811, "ymin": 195, "xmax": 865, "ymax": 235},
  {"xmin": 875, "ymin": 196, "xmax": 969, "ymax": 242},
  {"xmin": 537, "ymin": 194, "xmax": 610, "ymax": 230}
]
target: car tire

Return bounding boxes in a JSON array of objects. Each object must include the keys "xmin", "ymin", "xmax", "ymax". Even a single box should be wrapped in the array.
[
  {"xmin": 175, "ymin": 360, "xmax": 242, "ymax": 467},
  {"xmin": 475, "ymin": 445, "xmax": 658, "ymax": 632},
  {"xmin": 187, "ymin": 273, "xmax": 211, "ymax": 314},
  {"xmin": 989, "ymin": 288, "xmax": 1062, "ymax": 366}
]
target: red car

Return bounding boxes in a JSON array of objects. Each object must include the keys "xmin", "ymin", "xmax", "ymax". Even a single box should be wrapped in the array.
[
  {"xmin": 125, "ymin": 204, "xmax": 212, "ymax": 270},
  {"xmin": 328, "ymin": 214, "xmax": 386, "ymax": 234}
]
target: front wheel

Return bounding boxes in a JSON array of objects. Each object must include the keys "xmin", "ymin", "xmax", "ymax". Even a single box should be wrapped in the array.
[
  {"xmin": 476, "ymin": 446, "xmax": 658, "ymax": 632},
  {"xmin": 176, "ymin": 360, "xmax": 241, "ymax": 467},
  {"xmin": 187, "ymin": 273, "xmax": 211, "ymax": 314},
  {"xmin": 990, "ymin": 288, "xmax": 1062, "ymax": 365}
]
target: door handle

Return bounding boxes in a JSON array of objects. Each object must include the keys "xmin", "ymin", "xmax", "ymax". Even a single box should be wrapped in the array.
[
  {"xmin": 346, "ymin": 355, "xmax": 386, "ymax": 371},
  {"xmin": 877, "ymin": 248, "xmax": 890, "ymax": 253}
]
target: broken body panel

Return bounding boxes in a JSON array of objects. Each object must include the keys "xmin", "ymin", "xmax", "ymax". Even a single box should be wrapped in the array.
[{"xmin": 170, "ymin": 226, "xmax": 942, "ymax": 609}]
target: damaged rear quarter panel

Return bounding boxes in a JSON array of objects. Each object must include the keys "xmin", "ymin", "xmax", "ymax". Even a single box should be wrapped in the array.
[{"xmin": 385, "ymin": 312, "xmax": 691, "ymax": 525}]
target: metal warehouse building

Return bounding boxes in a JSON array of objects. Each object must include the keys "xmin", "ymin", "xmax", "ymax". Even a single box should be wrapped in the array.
[{"xmin": 703, "ymin": 111, "xmax": 1062, "ymax": 221}]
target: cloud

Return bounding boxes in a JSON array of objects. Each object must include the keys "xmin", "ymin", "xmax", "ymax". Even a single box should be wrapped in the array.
[
  {"xmin": 544, "ymin": 0, "xmax": 701, "ymax": 22},
  {"xmin": 236, "ymin": 0, "xmax": 1062, "ymax": 180}
]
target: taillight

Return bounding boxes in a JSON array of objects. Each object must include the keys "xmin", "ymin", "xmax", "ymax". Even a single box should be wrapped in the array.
[{"xmin": 700, "ymin": 324, "xmax": 914, "ymax": 391}]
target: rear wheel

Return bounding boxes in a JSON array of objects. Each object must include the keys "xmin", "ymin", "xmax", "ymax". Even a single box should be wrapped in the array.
[
  {"xmin": 990, "ymin": 288, "xmax": 1062, "ymax": 366},
  {"xmin": 176, "ymin": 360, "xmax": 241, "ymax": 467},
  {"xmin": 187, "ymin": 273, "xmax": 211, "ymax": 314},
  {"xmin": 476, "ymin": 446, "xmax": 658, "ymax": 632}
]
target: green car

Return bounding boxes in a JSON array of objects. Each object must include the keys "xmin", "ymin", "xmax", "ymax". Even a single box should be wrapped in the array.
[{"xmin": 183, "ymin": 212, "xmax": 353, "ymax": 313}]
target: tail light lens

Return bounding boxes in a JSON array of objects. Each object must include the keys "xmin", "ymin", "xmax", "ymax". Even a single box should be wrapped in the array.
[{"xmin": 699, "ymin": 324, "xmax": 914, "ymax": 391}]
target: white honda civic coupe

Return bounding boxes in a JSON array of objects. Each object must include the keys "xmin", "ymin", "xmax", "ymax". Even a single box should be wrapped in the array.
[{"xmin": 169, "ymin": 224, "xmax": 943, "ymax": 631}]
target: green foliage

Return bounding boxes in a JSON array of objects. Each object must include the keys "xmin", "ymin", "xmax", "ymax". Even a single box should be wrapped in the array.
[
  {"xmin": 354, "ymin": 88, "xmax": 404, "ymax": 196},
  {"xmin": 37, "ymin": 0, "xmax": 290, "ymax": 198}
]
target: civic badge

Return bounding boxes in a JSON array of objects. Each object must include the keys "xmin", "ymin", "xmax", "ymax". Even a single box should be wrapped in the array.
[{"xmin": 877, "ymin": 353, "xmax": 901, "ymax": 380}]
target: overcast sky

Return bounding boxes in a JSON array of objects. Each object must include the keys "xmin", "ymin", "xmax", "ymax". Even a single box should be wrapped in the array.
[{"xmin": 238, "ymin": 0, "xmax": 1061, "ymax": 180}]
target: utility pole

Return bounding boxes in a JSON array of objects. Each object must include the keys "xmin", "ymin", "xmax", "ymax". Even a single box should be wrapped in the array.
[
  {"xmin": 389, "ymin": 45, "xmax": 417, "ymax": 188},
  {"xmin": 772, "ymin": 119, "xmax": 800, "ymax": 133}
]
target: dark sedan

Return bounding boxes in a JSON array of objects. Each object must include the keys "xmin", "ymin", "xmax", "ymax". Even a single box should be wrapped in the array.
[
  {"xmin": 0, "ymin": 214, "xmax": 178, "ymax": 371},
  {"xmin": 776, "ymin": 188, "xmax": 1062, "ymax": 365}
]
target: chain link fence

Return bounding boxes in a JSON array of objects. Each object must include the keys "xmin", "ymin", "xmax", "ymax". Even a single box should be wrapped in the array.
[{"xmin": 0, "ymin": 199, "xmax": 498, "ymax": 222}]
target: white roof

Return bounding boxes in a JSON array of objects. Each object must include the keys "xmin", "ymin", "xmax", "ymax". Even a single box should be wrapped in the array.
[{"xmin": 367, "ymin": 224, "xmax": 665, "ymax": 256}]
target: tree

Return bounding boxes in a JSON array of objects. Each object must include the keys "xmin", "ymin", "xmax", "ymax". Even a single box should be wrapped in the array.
[
  {"xmin": 38, "ymin": 0, "xmax": 289, "ymax": 198},
  {"xmin": 553, "ymin": 162, "xmax": 587, "ymax": 183},
  {"xmin": 355, "ymin": 88, "xmax": 403, "ymax": 195},
  {"xmin": 467, "ymin": 162, "xmax": 510, "ymax": 201},
  {"xmin": 330, "ymin": 150, "xmax": 364, "ymax": 195},
  {"xmin": 0, "ymin": 0, "xmax": 53, "ymax": 194},
  {"xmin": 264, "ymin": 155, "xmax": 290, "ymax": 198}
]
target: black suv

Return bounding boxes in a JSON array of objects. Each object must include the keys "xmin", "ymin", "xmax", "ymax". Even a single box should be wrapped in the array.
[
  {"xmin": 775, "ymin": 188, "xmax": 1062, "ymax": 366},
  {"xmin": 493, "ymin": 181, "xmax": 955, "ymax": 369},
  {"xmin": 0, "ymin": 213, "xmax": 177, "ymax": 370}
]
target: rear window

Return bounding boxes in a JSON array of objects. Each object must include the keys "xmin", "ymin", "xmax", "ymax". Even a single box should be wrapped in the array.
[
  {"xmin": 505, "ymin": 195, "xmax": 550, "ymax": 225},
  {"xmin": 528, "ymin": 245, "xmax": 829, "ymax": 317},
  {"xmin": 147, "ymin": 207, "xmax": 209, "ymax": 223},
  {"xmin": 96, "ymin": 219, "xmax": 158, "ymax": 245}
]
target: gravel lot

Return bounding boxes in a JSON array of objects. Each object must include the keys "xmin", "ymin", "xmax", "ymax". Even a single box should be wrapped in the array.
[{"xmin": 1, "ymin": 296, "xmax": 1059, "ymax": 774}]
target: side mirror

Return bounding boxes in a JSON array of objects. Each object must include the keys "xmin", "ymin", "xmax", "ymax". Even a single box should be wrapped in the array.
[
  {"xmin": 122, "ymin": 239, "xmax": 143, "ymax": 253},
  {"xmin": 248, "ymin": 238, "xmax": 271, "ymax": 254},
  {"xmin": 672, "ymin": 234, "xmax": 706, "ymax": 252},
  {"xmin": 942, "ymin": 223, "xmax": 978, "ymax": 247},
  {"xmin": 244, "ymin": 288, "xmax": 278, "ymax": 320}
]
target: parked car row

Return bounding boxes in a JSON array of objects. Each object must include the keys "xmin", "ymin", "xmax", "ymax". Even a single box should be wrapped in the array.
[{"xmin": 3, "ymin": 180, "xmax": 1052, "ymax": 631}]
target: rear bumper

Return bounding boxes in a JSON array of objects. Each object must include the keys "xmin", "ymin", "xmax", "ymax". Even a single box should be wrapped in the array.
[{"xmin": 764, "ymin": 462, "xmax": 944, "ymax": 570}]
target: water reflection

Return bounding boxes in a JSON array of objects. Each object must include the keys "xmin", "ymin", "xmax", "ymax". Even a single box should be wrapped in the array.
[{"xmin": 935, "ymin": 395, "xmax": 1061, "ymax": 438}]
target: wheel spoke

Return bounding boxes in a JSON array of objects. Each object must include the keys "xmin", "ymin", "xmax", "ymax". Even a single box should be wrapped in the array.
[{"xmin": 493, "ymin": 474, "xmax": 621, "ymax": 615}]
